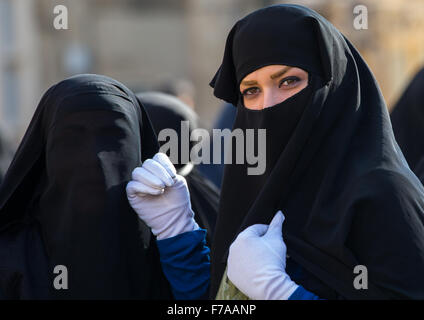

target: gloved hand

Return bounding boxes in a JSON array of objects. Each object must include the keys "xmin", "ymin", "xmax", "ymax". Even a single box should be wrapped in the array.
[
  {"xmin": 227, "ymin": 211, "xmax": 298, "ymax": 300},
  {"xmin": 126, "ymin": 153, "xmax": 199, "ymax": 240}
]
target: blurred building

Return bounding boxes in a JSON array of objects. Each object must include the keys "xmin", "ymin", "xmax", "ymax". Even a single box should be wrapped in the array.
[
  {"xmin": 0, "ymin": 0, "xmax": 41, "ymax": 146},
  {"xmin": 0, "ymin": 0, "xmax": 424, "ymax": 157},
  {"xmin": 295, "ymin": 0, "xmax": 424, "ymax": 112}
]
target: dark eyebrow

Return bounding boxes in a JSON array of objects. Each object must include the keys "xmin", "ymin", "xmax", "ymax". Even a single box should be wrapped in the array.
[
  {"xmin": 240, "ymin": 66, "xmax": 293, "ymax": 87},
  {"xmin": 270, "ymin": 66, "xmax": 292, "ymax": 79},
  {"xmin": 240, "ymin": 79, "xmax": 258, "ymax": 86}
]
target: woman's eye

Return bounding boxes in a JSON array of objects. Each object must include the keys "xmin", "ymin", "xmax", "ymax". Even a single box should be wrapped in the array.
[
  {"xmin": 242, "ymin": 87, "xmax": 260, "ymax": 97},
  {"xmin": 279, "ymin": 76, "xmax": 300, "ymax": 88}
]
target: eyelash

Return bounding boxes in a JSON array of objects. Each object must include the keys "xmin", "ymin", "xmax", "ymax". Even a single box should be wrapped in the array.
[
  {"xmin": 241, "ymin": 76, "xmax": 301, "ymax": 97},
  {"xmin": 279, "ymin": 76, "xmax": 301, "ymax": 88}
]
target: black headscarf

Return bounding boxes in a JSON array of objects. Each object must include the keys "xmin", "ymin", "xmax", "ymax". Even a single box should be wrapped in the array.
[
  {"xmin": 210, "ymin": 5, "xmax": 424, "ymax": 299},
  {"xmin": 136, "ymin": 92, "xmax": 218, "ymax": 246},
  {"xmin": 0, "ymin": 74, "xmax": 173, "ymax": 299},
  {"xmin": 390, "ymin": 67, "xmax": 424, "ymax": 183}
]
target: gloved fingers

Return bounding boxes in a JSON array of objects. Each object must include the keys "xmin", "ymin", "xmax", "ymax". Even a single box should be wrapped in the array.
[
  {"xmin": 265, "ymin": 210, "xmax": 284, "ymax": 239},
  {"xmin": 131, "ymin": 166, "xmax": 166, "ymax": 190},
  {"xmin": 142, "ymin": 158, "xmax": 174, "ymax": 187},
  {"xmin": 171, "ymin": 173, "xmax": 188, "ymax": 188},
  {"xmin": 153, "ymin": 153, "xmax": 177, "ymax": 179},
  {"xmin": 126, "ymin": 180, "xmax": 164, "ymax": 197},
  {"xmin": 238, "ymin": 223, "xmax": 268, "ymax": 239}
]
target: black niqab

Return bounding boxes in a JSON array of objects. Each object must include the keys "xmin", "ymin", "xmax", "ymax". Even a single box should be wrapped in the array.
[
  {"xmin": 0, "ymin": 74, "xmax": 172, "ymax": 299},
  {"xmin": 210, "ymin": 5, "xmax": 424, "ymax": 299}
]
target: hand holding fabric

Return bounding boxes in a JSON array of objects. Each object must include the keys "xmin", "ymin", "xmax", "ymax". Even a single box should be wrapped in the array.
[
  {"xmin": 126, "ymin": 153, "xmax": 199, "ymax": 240},
  {"xmin": 227, "ymin": 211, "xmax": 298, "ymax": 300}
]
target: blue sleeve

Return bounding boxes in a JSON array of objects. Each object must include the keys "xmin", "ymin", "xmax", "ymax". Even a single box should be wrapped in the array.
[
  {"xmin": 288, "ymin": 285, "xmax": 322, "ymax": 300},
  {"xmin": 156, "ymin": 229, "xmax": 210, "ymax": 300}
]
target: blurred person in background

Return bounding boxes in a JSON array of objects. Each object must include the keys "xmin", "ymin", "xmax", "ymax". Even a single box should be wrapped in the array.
[
  {"xmin": 136, "ymin": 91, "xmax": 218, "ymax": 246},
  {"xmin": 198, "ymin": 102, "xmax": 237, "ymax": 189},
  {"xmin": 156, "ymin": 78, "xmax": 196, "ymax": 110},
  {"xmin": 390, "ymin": 67, "xmax": 424, "ymax": 184}
]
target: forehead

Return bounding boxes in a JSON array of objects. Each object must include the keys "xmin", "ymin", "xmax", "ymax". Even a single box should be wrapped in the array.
[
  {"xmin": 243, "ymin": 64, "xmax": 289, "ymax": 79},
  {"xmin": 241, "ymin": 64, "xmax": 308, "ymax": 84},
  {"xmin": 52, "ymin": 93, "xmax": 138, "ymax": 127},
  {"xmin": 47, "ymin": 110, "xmax": 138, "ymax": 149},
  {"xmin": 55, "ymin": 109, "xmax": 131, "ymax": 129}
]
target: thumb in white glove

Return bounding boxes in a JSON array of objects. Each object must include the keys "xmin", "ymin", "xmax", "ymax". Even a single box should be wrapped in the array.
[
  {"xmin": 227, "ymin": 210, "xmax": 298, "ymax": 300},
  {"xmin": 126, "ymin": 153, "xmax": 199, "ymax": 240}
]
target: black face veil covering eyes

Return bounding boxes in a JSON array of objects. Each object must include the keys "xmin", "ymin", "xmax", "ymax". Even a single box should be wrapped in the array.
[
  {"xmin": 210, "ymin": 5, "xmax": 424, "ymax": 299},
  {"xmin": 0, "ymin": 74, "xmax": 173, "ymax": 299}
]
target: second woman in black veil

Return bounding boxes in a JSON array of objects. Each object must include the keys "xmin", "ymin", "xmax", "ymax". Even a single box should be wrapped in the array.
[{"xmin": 0, "ymin": 74, "xmax": 173, "ymax": 299}]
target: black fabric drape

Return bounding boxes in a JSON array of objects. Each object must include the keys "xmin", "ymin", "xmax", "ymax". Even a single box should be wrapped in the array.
[
  {"xmin": 0, "ymin": 74, "xmax": 173, "ymax": 299},
  {"xmin": 210, "ymin": 5, "xmax": 424, "ymax": 299},
  {"xmin": 137, "ymin": 92, "xmax": 218, "ymax": 246},
  {"xmin": 390, "ymin": 67, "xmax": 424, "ymax": 183}
]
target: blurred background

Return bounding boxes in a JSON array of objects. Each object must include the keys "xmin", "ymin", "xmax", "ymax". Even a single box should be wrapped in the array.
[{"xmin": 1, "ymin": 0, "xmax": 424, "ymax": 176}]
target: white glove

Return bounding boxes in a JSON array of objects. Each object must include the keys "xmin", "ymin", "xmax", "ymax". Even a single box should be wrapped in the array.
[
  {"xmin": 126, "ymin": 153, "xmax": 199, "ymax": 240},
  {"xmin": 227, "ymin": 211, "xmax": 299, "ymax": 300}
]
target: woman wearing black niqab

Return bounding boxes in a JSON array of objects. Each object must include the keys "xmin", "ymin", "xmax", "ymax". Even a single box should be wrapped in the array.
[
  {"xmin": 210, "ymin": 5, "xmax": 424, "ymax": 299},
  {"xmin": 390, "ymin": 67, "xmax": 424, "ymax": 184},
  {"xmin": 0, "ymin": 74, "xmax": 173, "ymax": 299}
]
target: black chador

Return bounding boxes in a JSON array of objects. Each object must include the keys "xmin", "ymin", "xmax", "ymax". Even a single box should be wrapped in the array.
[
  {"xmin": 0, "ymin": 74, "xmax": 173, "ymax": 299},
  {"xmin": 210, "ymin": 5, "xmax": 424, "ymax": 299}
]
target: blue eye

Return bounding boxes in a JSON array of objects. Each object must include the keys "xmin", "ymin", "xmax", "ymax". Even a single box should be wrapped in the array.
[{"xmin": 279, "ymin": 76, "xmax": 300, "ymax": 88}]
